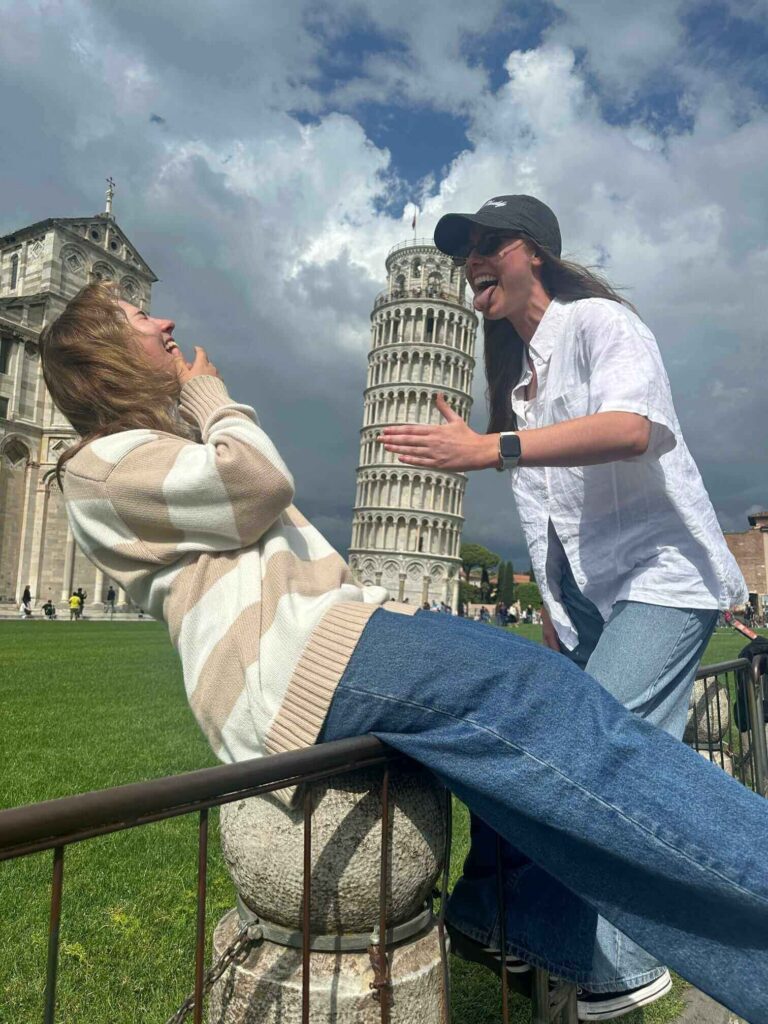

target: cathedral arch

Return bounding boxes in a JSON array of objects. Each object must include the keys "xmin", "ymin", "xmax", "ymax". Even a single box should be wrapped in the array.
[
  {"xmin": 91, "ymin": 261, "xmax": 115, "ymax": 282},
  {"xmin": 120, "ymin": 276, "xmax": 140, "ymax": 303},
  {"xmin": 1, "ymin": 435, "xmax": 31, "ymax": 467}
]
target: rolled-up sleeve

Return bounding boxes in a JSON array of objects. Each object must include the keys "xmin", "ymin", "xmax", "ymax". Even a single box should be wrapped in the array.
[{"xmin": 580, "ymin": 301, "xmax": 678, "ymax": 458}]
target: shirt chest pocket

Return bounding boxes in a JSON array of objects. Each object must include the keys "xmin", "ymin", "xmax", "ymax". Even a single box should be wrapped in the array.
[{"xmin": 546, "ymin": 380, "xmax": 590, "ymax": 424}]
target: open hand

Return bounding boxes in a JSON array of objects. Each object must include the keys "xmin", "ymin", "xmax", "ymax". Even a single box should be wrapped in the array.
[
  {"xmin": 172, "ymin": 346, "xmax": 221, "ymax": 387},
  {"xmin": 378, "ymin": 394, "xmax": 494, "ymax": 472}
]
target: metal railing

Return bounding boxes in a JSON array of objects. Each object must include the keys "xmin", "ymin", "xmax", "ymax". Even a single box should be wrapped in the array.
[
  {"xmin": 386, "ymin": 238, "xmax": 439, "ymax": 257},
  {"xmin": 686, "ymin": 655, "xmax": 768, "ymax": 795},
  {"xmin": 1, "ymin": 655, "xmax": 766, "ymax": 1024}
]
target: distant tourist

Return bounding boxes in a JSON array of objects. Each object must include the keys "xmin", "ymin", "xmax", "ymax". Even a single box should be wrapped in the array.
[
  {"xmin": 42, "ymin": 599, "xmax": 57, "ymax": 620},
  {"xmin": 75, "ymin": 586, "xmax": 87, "ymax": 618},
  {"xmin": 104, "ymin": 585, "xmax": 117, "ymax": 614},
  {"xmin": 20, "ymin": 585, "xmax": 32, "ymax": 620},
  {"xmin": 68, "ymin": 592, "xmax": 81, "ymax": 621}
]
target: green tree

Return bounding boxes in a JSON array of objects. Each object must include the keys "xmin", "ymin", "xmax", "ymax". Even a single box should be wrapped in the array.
[
  {"xmin": 498, "ymin": 560, "xmax": 516, "ymax": 605},
  {"xmin": 516, "ymin": 581, "xmax": 542, "ymax": 608},
  {"xmin": 460, "ymin": 543, "xmax": 501, "ymax": 581}
]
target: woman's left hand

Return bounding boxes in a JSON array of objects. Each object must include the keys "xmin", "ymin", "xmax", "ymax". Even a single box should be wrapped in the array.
[{"xmin": 379, "ymin": 395, "xmax": 496, "ymax": 471}]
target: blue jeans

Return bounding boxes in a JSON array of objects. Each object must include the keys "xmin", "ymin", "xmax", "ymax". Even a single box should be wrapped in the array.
[
  {"xmin": 320, "ymin": 608, "xmax": 768, "ymax": 1023},
  {"xmin": 452, "ymin": 565, "xmax": 719, "ymax": 992},
  {"xmin": 560, "ymin": 568, "xmax": 718, "ymax": 990}
]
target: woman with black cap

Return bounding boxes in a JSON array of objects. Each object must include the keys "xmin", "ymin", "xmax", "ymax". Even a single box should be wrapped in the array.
[{"xmin": 380, "ymin": 195, "xmax": 747, "ymax": 1019}]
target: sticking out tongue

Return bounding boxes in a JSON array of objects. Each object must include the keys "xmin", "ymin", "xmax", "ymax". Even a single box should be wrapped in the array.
[{"xmin": 473, "ymin": 283, "xmax": 497, "ymax": 314}]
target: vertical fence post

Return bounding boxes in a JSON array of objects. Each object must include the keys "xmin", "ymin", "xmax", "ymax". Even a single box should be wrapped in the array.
[
  {"xmin": 495, "ymin": 835, "xmax": 509, "ymax": 1024},
  {"xmin": 378, "ymin": 765, "xmax": 392, "ymax": 1024},
  {"xmin": 302, "ymin": 788, "xmax": 313, "ymax": 1024},
  {"xmin": 43, "ymin": 845, "xmax": 65, "ymax": 1024},
  {"xmin": 747, "ymin": 656, "xmax": 768, "ymax": 796},
  {"xmin": 437, "ymin": 789, "xmax": 452, "ymax": 1016},
  {"xmin": 193, "ymin": 808, "xmax": 209, "ymax": 1024}
]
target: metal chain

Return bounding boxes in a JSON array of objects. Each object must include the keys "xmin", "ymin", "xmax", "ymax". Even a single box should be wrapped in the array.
[{"xmin": 165, "ymin": 922, "xmax": 262, "ymax": 1024}]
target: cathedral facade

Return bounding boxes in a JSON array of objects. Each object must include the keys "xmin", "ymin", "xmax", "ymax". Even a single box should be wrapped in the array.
[
  {"xmin": 348, "ymin": 238, "xmax": 478, "ymax": 608},
  {"xmin": 0, "ymin": 205, "xmax": 156, "ymax": 607}
]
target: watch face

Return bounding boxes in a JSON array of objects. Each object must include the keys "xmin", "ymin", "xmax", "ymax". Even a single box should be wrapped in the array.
[{"xmin": 500, "ymin": 433, "xmax": 521, "ymax": 459}]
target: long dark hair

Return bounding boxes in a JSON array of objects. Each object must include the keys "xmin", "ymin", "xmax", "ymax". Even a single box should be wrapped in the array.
[{"xmin": 484, "ymin": 242, "xmax": 636, "ymax": 432}]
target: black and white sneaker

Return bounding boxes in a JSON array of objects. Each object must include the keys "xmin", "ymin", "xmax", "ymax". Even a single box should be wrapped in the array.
[
  {"xmin": 446, "ymin": 922, "xmax": 532, "ymax": 996},
  {"xmin": 576, "ymin": 969, "xmax": 672, "ymax": 1020}
]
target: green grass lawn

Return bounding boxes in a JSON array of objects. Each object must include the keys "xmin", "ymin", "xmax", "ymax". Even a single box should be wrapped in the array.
[{"xmin": 1, "ymin": 620, "xmax": 762, "ymax": 1023}]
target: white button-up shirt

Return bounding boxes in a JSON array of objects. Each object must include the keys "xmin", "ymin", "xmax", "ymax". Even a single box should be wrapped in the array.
[{"xmin": 509, "ymin": 297, "xmax": 747, "ymax": 650}]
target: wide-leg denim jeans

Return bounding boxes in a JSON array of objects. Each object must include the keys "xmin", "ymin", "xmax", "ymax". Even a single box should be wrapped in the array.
[
  {"xmin": 320, "ymin": 608, "xmax": 768, "ymax": 1024},
  {"xmin": 451, "ymin": 565, "xmax": 719, "ymax": 993}
]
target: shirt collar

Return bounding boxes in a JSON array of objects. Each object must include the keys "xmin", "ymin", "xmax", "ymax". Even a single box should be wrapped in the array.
[{"xmin": 526, "ymin": 297, "xmax": 568, "ymax": 363}]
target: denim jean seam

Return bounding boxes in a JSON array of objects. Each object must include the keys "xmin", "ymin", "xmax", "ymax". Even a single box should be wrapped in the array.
[
  {"xmin": 580, "ymin": 965, "xmax": 667, "ymax": 993},
  {"xmin": 640, "ymin": 610, "xmax": 703, "ymax": 704},
  {"xmin": 337, "ymin": 681, "xmax": 768, "ymax": 906}
]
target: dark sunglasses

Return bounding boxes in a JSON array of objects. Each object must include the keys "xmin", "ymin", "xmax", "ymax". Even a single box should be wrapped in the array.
[{"xmin": 451, "ymin": 232, "xmax": 525, "ymax": 267}]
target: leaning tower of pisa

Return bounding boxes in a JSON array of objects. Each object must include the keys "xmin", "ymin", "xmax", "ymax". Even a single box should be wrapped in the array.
[{"xmin": 348, "ymin": 237, "xmax": 478, "ymax": 608}]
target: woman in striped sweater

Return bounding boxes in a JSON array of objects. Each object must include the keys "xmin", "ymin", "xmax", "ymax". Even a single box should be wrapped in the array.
[{"xmin": 40, "ymin": 282, "xmax": 768, "ymax": 1023}]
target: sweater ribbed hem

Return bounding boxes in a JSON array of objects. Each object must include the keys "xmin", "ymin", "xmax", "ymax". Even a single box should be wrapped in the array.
[
  {"xmin": 179, "ymin": 375, "xmax": 232, "ymax": 427},
  {"xmin": 265, "ymin": 600, "xmax": 400, "ymax": 806}
]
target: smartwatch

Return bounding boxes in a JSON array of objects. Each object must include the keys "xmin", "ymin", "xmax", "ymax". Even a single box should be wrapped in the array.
[{"xmin": 497, "ymin": 431, "xmax": 522, "ymax": 471}]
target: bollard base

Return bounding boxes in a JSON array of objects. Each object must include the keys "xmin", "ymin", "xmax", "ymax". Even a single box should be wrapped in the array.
[{"xmin": 209, "ymin": 907, "xmax": 448, "ymax": 1023}]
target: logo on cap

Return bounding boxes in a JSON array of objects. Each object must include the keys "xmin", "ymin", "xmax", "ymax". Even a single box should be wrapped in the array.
[{"xmin": 483, "ymin": 199, "xmax": 507, "ymax": 208}]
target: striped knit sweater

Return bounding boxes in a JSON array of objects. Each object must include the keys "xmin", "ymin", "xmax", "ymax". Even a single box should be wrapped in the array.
[{"xmin": 63, "ymin": 375, "xmax": 415, "ymax": 797}]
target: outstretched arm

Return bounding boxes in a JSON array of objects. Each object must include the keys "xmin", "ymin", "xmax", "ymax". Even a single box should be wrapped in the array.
[{"xmin": 379, "ymin": 393, "xmax": 650, "ymax": 472}]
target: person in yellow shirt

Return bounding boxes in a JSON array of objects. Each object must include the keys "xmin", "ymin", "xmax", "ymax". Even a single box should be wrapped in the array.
[{"xmin": 68, "ymin": 592, "xmax": 81, "ymax": 621}]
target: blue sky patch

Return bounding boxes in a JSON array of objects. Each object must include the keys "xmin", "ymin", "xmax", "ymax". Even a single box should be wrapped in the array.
[
  {"xmin": 683, "ymin": 2, "xmax": 768, "ymax": 99},
  {"xmin": 357, "ymin": 102, "xmax": 470, "ymax": 194},
  {"xmin": 462, "ymin": 4, "xmax": 562, "ymax": 92}
]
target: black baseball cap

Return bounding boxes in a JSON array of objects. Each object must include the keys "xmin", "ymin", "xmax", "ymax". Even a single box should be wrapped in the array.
[{"xmin": 434, "ymin": 195, "xmax": 561, "ymax": 259}]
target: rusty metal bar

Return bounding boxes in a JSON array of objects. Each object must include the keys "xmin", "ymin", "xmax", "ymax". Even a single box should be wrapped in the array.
[
  {"xmin": 193, "ymin": 808, "xmax": 209, "ymax": 1024},
  {"xmin": 748, "ymin": 655, "xmax": 768, "ymax": 796},
  {"xmin": 43, "ymin": 845, "xmax": 64, "ymax": 1024},
  {"xmin": 378, "ymin": 765, "xmax": 392, "ymax": 1024},
  {"xmin": 302, "ymin": 788, "xmax": 312, "ymax": 1024},
  {"xmin": 436, "ymin": 788, "xmax": 452, "ymax": 1017},
  {"xmin": 495, "ymin": 834, "xmax": 509, "ymax": 1024},
  {"xmin": 0, "ymin": 736, "xmax": 393, "ymax": 861}
]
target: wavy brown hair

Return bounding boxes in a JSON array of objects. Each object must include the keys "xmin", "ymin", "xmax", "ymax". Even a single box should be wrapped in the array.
[
  {"xmin": 484, "ymin": 240, "xmax": 636, "ymax": 433},
  {"xmin": 39, "ymin": 281, "xmax": 186, "ymax": 485}
]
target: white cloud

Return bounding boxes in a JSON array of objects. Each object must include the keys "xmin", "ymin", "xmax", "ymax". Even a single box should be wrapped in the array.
[{"xmin": 1, "ymin": 0, "xmax": 765, "ymax": 557}]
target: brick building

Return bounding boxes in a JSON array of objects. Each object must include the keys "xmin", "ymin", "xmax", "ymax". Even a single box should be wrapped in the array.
[{"xmin": 724, "ymin": 511, "xmax": 768, "ymax": 621}]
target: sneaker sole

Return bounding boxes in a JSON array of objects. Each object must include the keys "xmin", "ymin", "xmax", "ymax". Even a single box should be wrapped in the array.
[{"xmin": 577, "ymin": 971, "xmax": 672, "ymax": 1020}]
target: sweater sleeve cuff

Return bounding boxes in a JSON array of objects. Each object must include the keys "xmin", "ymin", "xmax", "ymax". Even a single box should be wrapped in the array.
[{"xmin": 178, "ymin": 376, "xmax": 233, "ymax": 427}]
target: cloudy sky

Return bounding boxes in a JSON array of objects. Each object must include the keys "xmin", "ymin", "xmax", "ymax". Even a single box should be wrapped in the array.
[{"xmin": 2, "ymin": 0, "xmax": 767, "ymax": 565}]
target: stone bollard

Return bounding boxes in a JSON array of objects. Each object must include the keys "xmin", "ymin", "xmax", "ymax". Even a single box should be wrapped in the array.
[
  {"xmin": 684, "ymin": 676, "xmax": 731, "ymax": 745},
  {"xmin": 209, "ymin": 762, "xmax": 449, "ymax": 1024}
]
